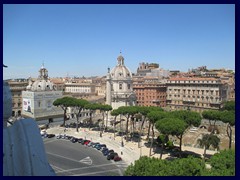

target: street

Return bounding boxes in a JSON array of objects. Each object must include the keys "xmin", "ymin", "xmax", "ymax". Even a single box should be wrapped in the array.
[{"xmin": 43, "ymin": 138, "xmax": 128, "ymax": 176}]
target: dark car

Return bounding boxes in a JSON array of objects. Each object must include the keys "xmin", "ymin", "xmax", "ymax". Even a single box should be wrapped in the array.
[
  {"xmin": 71, "ymin": 137, "xmax": 78, "ymax": 143},
  {"xmin": 92, "ymin": 142, "xmax": 100, "ymax": 148},
  {"xmin": 47, "ymin": 134, "xmax": 55, "ymax": 138},
  {"xmin": 104, "ymin": 149, "xmax": 114, "ymax": 156},
  {"xmin": 107, "ymin": 152, "xmax": 118, "ymax": 160},
  {"xmin": 66, "ymin": 135, "xmax": 73, "ymax": 140},
  {"xmin": 96, "ymin": 144, "xmax": 107, "ymax": 150},
  {"xmin": 78, "ymin": 138, "xmax": 84, "ymax": 143},
  {"xmin": 113, "ymin": 155, "xmax": 122, "ymax": 161},
  {"xmin": 101, "ymin": 147, "xmax": 108, "ymax": 152}
]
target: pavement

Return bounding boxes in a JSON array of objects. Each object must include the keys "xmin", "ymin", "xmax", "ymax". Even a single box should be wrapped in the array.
[{"xmin": 46, "ymin": 126, "xmax": 218, "ymax": 166}]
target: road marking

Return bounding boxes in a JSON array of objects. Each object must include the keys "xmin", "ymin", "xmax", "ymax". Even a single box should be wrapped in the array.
[
  {"xmin": 71, "ymin": 168, "xmax": 121, "ymax": 176},
  {"xmin": 47, "ymin": 152, "xmax": 80, "ymax": 163},
  {"xmin": 50, "ymin": 164, "xmax": 75, "ymax": 175},
  {"xmin": 55, "ymin": 163, "xmax": 121, "ymax": 173},
  {"xmin": 79, "ymin": 156, "xmax": 92, "ymax": 165}
]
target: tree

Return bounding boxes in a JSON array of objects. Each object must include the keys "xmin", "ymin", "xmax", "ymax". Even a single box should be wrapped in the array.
[
  {"xmin": 156, "ymin": 117, "xmax": 187, "ymax": 153},
  {"xmin": 197, "ymin": 134, "xmax": 220, "ymax": 159},
  {"xmin": 85, "ymin": 103, "xmax": 100, "ymax": 129},
  {"xmin": 202, "ymin": 110, "xmax": 221, "ymax": 134},
  {"xmin": 117, "ymin": 106, "xmax": 138, "ymax": 141},
  {"xmin": 220, "ymin": 110, "xmax": 235, "ymax": 149},
  {"xmin": 99, "ymin": 104, "xmax": 112, "ymax": 131},
  {"xmin": 171, "ymin": 110, "xmax": 201, "ymax": 127},
  {"xmin": 207, "ymin": 149, "xmax": 235, "ymax": 176},
  {"xmin": 145, "ymin": 107, "xmax": 164, "ymax": 140},
  {"xmin": 124, "ymin": 156, "xmax": 205, "ymax": 176},
  {"xmin": 53, "ymin": 96, "xmax": 76, "ymax": 126},
  {"xmin": 147, "ymin": 110, "xmax": 166, "ymax": 157},
  {"xmin": 72, "ymin": 98, "xmax": 89, "ymax": 132},
  {"xmin": 110, "ymin": 109, "xmax": 120, "ymax": 139},
  {"xmin": 221, "ymin": 101, "xmax": 235, "ymax": 111}
]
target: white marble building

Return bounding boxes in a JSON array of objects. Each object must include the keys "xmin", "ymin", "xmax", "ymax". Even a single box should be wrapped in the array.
[
  {"xmin": 21, "ymin": 64, "xmax": 63, "ymax": 121},
  {"xmin": 106, "ymin": 53, "xmax": 136, "ymax": 109}
]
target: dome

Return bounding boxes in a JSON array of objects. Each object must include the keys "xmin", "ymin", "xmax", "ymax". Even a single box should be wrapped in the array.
[
  {"xmin": 110, "ymin": 65, "xmax": 132, "ymax": 79},
  {"xmin": 110, "ymin": 54, "xmax": 132, "ymax": 79},
  {"xmin": 30, "ymin": 80, "xmax": 54, "ymax": 91}
]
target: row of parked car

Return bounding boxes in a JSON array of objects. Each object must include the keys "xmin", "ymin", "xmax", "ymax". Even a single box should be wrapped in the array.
[{"xmin": 42, "ymin": 132, "xmax": 122, "ymax": 161}]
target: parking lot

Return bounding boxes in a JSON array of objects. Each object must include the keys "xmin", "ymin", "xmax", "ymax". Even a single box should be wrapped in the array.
[{"xmin": 43, "ymin": 137, "xmax": 128, "ymax": 176}]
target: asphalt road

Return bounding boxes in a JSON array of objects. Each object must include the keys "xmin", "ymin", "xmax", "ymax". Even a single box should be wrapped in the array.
[{"xmin": 43, "ymin": 138, "xmax": 128, "ymax": 176}]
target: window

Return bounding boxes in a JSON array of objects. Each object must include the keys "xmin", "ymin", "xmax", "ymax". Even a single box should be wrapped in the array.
[
  {"xmin": 119, "ymin": 83, "xmax": 122, "ymax": 90},
  {"xmin": 128, "ymin": 84, "xmax": 131, "ymax": 89},
  {"xmin": 47, "ymin": 101, "xmax": 51, "ymax": 108},
  {"xmin": 38, "ymin": 101, "xmax": 41, "ymax": 107}
]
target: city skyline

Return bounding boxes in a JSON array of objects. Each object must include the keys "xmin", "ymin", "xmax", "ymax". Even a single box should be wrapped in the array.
[{"xmin": 3, "ymin": 4, "xmax": 235, "ymax": 80}]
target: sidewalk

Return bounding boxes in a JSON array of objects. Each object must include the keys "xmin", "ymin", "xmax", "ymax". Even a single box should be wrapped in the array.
[{"xmin": 46, "ymin": 126, "xmax": 217, "ymax": 166}]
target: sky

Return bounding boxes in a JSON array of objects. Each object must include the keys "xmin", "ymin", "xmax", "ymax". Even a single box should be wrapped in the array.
[{"xmin": 3, "ymin": 4, "xmax": 235, "ymax": 79}]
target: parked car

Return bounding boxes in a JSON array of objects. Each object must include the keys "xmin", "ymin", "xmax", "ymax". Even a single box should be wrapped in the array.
[
  {"xmin": 96, "ymin": 144, "xmax": 107, "ymax": 150},
  {"xmin": 66, "ymin": 135, "xmax": 73, "ymax": 140},
  {"xmin": 92, "ymin": 142, "xmax": 100, "ymax": 148},
  {"xmin": 87, "ymin": 142, "xmax": 94, "ymax": 147},
  {"xmin": 56, "ymin": 134, "xmax": 62, "ymax": 139},
  {"xmin": 101, "ymin": 147, "xmax": 108, "ymax": 152},
  {"xmin": 107, "ymin": 152, "xmax": 118, "ymax": 160},
  {"xmin": 102, "ymin": 148, "xmax": 113, "ymax": 156},
  {"xmin": 71, "ymin": 137, "xmax": 78, "ymax": 143},
  {"xmin": 81, "ymin": 140, "xmax": 90, "ymax": 145},
  {"xmin": 47, "ymin": 134, "xmax": 55, "ymax": 138},
  {"xmin": 113, "ymin": 155, "xmax": 122, "ymax": 161},
  {"xmin": 84, "ymin": 140, "xmax": 91, "ymax": 145},
  {"xmin": 78, "ymin": 138, "xmax": 84, "ymax": 143}
]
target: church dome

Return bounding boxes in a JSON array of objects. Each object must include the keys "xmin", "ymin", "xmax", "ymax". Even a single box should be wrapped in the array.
[
  {"xmin": 30, "ymin": 79, "xmax": 54, "ymax": 91},
  {"xmin": 110, "ymin": 54, "xmax": 132, "ymax": 79},
  {"xmin": 110, "ymin": 65, "xmax": 132, "ymax": 79},
  {"xmin": 27, "ymin": 64, "xmax": 55, "ymax": 91}
]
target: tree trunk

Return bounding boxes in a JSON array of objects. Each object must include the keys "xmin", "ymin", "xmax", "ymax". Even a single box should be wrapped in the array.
[
  {"xmin": 63, "ymin": 108, "xmax": 67, "ymax": 126},
  {"xmin": 101, "ymin": 111, "xmax": 105, "ymax": 135},
  {"xmin": 178, "ymin": 134, "xmax": 183, "ymax": 152},
  {"xmin": 88, "ymin": 111, "xmax": 92, "ymax": 130},
  {"xmin": 149, "ymin": 124, "xmax": 154, "ymax": 157},
  {"xmin": 227, "ymin": 124, "xmax": 232, "ymax": 149},
  {"xmin": 140, "ymin": 117, "xmax": 146, "ymax": 131},
  {"xmin": 105, "ymin": 111, "xmax": 108, "ymax": 131},
  {"xmin": 125, "ymin": 116, "xmax": 130, "ymax": 141},
  {"xmin": 76, "ymin": 115, "xmax": 79, "ymax": 132},
  {"xmin": 160, "ymin": 143, "xmax": 164, "ymax": 159},
  {"xmin": 113, "ymin": 116, "xmax": 117, "ymax": 140},
  {"xmin": 147, "ymin": 122, "xmax": 151, "ymax": 140},
  {"xmin": 203, "ymin": 146, "xmax": 207, "ymax": 160}
]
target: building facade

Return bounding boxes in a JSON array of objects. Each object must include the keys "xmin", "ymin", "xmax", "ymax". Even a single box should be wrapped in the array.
[
  {"xmin": 166, "ymin": 77, "xmax": 228, "ymax": 112},
  {"xmin": 106, "ymin": 54, "xmax": 136, "ymax": 109},
  {"xmin": 133, "ymin": 78, "xmax": 167, "ymax": 107},
  {"xmin": 21, "ymin": 65, "xmax": 63, "ymax": 121},
  {"xmin": 7, "ymin": 79, "xmax": 28, "ymax": 117}
]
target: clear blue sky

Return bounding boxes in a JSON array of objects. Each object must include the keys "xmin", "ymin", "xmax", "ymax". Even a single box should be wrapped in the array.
[{"xmin": 3, "ymin": 4, "xmax": 235, "ymax": 79}]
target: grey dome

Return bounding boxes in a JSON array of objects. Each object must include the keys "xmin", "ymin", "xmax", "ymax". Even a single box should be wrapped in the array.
[
  {"xmin": 110, "ymin": 54, "xmax": 132, "ymax": 79},
  {"xmin": 31, "ymin": 80, "xmax": 54, "ymax": 91}
]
